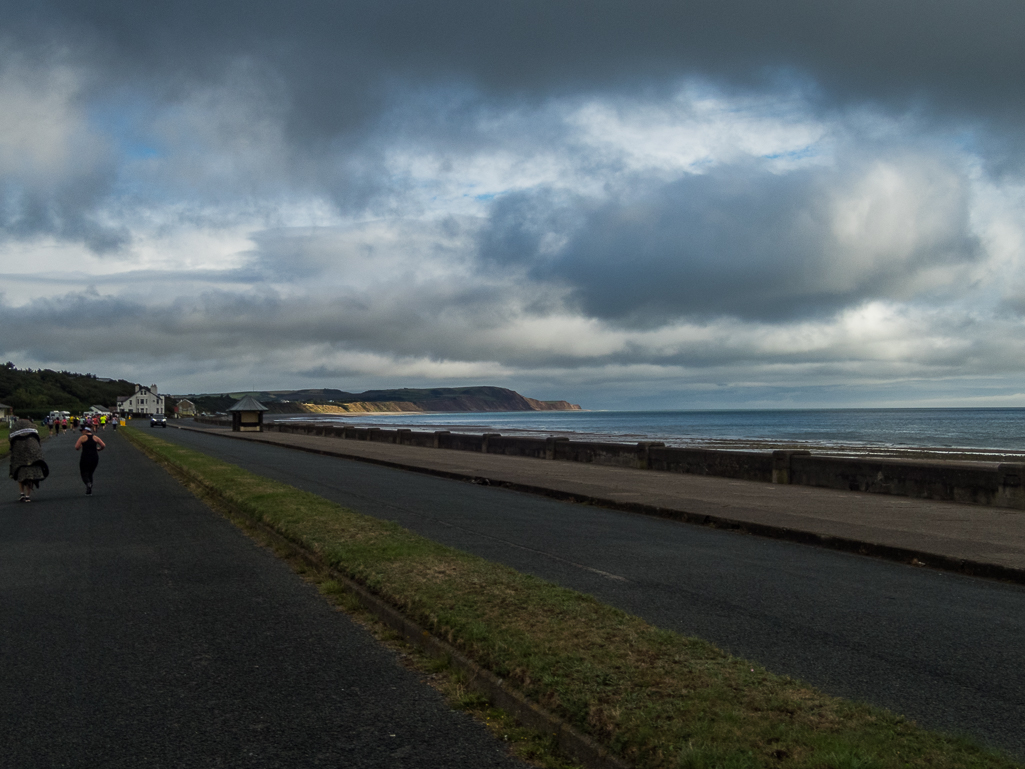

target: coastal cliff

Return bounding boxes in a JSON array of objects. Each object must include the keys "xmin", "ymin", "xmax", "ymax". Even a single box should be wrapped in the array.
[
  {"xmin": 183, "ymin": 386, "xmax": 582, "ymax": 415},
  {"xmin": 524, "ymin": 397, "xmax": 581, "ymax": 411}
]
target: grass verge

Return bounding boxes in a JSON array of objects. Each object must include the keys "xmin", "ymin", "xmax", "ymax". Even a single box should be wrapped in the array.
[{"xmin": 122, "ymin": 426, "xmax": 1021, "ymax": 769}]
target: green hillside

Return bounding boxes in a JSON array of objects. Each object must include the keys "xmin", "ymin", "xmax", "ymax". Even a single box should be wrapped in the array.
[{"xmin": 0, "ymin": 363, "xmax": 137, "ymax": 419}]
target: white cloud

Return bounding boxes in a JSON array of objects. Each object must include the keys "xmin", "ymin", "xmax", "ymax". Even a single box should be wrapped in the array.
[{"xmin": 566, "ymin": 86, "xmax": 831, "ymax": 176}]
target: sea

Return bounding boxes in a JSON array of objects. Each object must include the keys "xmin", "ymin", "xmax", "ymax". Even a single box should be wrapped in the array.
[{"xmin": 272, "ymin": 408, "xmax": 1025, "ymax": 459}]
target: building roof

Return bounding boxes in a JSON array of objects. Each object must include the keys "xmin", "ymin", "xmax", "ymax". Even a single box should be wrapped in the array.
[{"xmin": 227, "ymin": 395, "xmax": 269, "ymax": 412}]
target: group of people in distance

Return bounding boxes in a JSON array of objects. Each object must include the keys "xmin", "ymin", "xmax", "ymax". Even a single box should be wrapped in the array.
[
  {"xmin": 43, "ymin": 412, "xmax": 111, "ymax": 436},
  {"xmin": 9, "ymin": 416, "xmax": 108, "ymax": 502}
]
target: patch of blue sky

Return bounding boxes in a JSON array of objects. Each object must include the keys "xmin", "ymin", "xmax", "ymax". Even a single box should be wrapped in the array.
[
  {"xmin": 87, "ymin": 94, "xmax": 165, "ymax": 162},
  {"xmin": 948, "ymin": 127, "xmax": 984, "ymax": 158},
  {"xmin": 121, "ymin": 140, "xmax": 162, "ymax": 160},
  {"xmin": 686, "ymin": 156, "xmax": 717, "ymax": 172},
  {"xmin": 761, "ymin": 145, "xmax": 821, "ymax": 162}
]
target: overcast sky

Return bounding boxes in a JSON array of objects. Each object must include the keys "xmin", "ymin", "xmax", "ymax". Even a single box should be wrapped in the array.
[{"xmin": 3, "ymin": 1, "xmax": 1025, "ymax": 408}]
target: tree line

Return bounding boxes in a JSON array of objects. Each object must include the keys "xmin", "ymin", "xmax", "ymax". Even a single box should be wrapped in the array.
[{"xmin": 0, "ymin": 362, "xmax": 138, "ymax": 419}]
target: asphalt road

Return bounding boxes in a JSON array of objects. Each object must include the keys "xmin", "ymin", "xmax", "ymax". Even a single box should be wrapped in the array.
[
  {"xmin": 153, "ymin": 424, "xmax": 1025, "ymax": 761},
  {"xmin": 0, "ymin": 428, "xmax": 528, "ymax": 768}
]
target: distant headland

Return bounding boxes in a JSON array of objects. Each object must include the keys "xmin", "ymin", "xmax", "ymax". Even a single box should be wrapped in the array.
[{"xmin": 178, "ymin": 386, "xmax": 582, "ymax": 415}]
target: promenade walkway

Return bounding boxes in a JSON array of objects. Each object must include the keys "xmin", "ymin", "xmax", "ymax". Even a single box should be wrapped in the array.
[
  {"xmin": 1, "ymin": 429, "xmax": 527, "ymax": 768},
  {"xmin": 181, "ymin": 423, "xmax": 1025, "ymax": 581}
]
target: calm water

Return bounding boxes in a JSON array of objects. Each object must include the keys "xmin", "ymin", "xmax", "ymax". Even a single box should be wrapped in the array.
[{"xmin": 274, "ymin": 408, "xmax": 1025, "ymax": 454}]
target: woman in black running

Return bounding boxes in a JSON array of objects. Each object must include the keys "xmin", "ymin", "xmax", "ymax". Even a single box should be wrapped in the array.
[{"xmin": 74, "ymin": 426, "xmax": 106, "ymax": 495}]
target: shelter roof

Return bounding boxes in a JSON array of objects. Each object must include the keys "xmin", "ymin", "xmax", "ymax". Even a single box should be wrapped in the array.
[{"xmin": 227, "ymin": 395, "xmax": 269, "ymax": 412}]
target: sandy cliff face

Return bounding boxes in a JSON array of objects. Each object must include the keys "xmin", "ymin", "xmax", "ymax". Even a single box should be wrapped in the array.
[
  {"xmin": 524, "ymin": 397, "xmax": 582, "ymax": 411},
  {"xmin": 295, "ymin": 401, "xmax": 422, "ymax": 413}
]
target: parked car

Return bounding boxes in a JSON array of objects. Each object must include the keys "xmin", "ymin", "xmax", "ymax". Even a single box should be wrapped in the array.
[{"xmin": 150, "ymin": 414, "xmax": 167, "ymax": 427}]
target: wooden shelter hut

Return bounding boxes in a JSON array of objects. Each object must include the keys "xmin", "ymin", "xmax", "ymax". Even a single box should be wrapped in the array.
[{"xmin": 227, "ymin": 396, "xmax": 268, "ymax": 432}]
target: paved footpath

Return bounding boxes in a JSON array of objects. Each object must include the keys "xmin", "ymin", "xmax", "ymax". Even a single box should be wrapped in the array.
[
  {"xmin": 0, "ymin": 429, "xmax": 528, "ymax": 768},
  {"xmin": 185, "ymin": 424, "xmax": 1025, "ymax": 578}
]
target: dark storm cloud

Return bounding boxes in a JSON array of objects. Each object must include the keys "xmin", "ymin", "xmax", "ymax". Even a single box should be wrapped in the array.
[
  {"xmin": 5, "ymin": 1, "xmax": 1025, "ymax": 140},
  {"xmin": 477, "ymin": 188, "xmax": 587, "ymax": 269},
  {"xmin": 0, "ymin": 176, "xmax": 129, "ymax": 253},
  {"xmin": 0, "ymin": 277, "xmax": 474, "ymax": 362},
  {"xmin": 2, "ymin": 0, "xmax": 1022, "ymax": 250},
  {"xmin": 0, "ymin": 47, "xmax": 129, "ymax": 252},
  {"xmin": 0, "ymin": 289, "xmax": 287, "ymax": 364},
  {"xmin": 480, "ymin": 158, "xmax": 981, "ymax": 324}
]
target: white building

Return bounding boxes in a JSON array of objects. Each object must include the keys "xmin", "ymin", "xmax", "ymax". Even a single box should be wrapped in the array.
[{"xmin": 119, "ymin": 384, "xmax": 165, "ymax": 416}]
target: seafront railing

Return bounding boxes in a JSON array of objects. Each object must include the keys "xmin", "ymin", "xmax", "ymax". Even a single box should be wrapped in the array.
[{"xmin": 246, "ymin": 420, "xmax": 1025, "ymax": 511}]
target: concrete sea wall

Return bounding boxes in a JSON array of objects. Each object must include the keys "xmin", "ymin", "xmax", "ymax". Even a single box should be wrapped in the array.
[{"xmin": 262, "ymin": 421, "xmax": 1025, "ymax": 511}]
